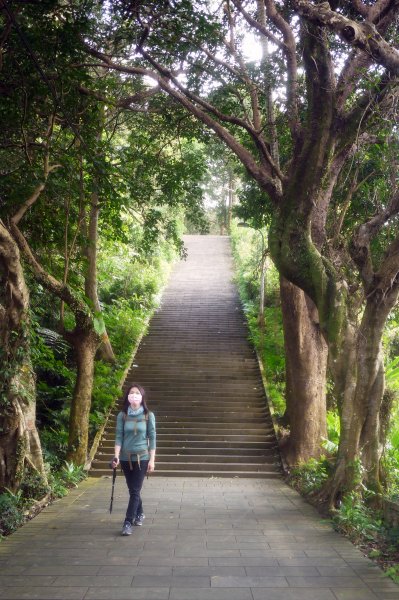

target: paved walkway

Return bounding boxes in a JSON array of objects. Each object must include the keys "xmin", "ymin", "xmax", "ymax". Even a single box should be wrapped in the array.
[{"xmin": 1, "ymin": 476, "xmax": 397, "ymax": 599}]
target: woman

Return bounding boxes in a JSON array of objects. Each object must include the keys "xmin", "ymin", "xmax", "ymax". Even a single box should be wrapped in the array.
[{"xmin": 112, "ymin": 383, "xmax": 156, "ymax": 536}]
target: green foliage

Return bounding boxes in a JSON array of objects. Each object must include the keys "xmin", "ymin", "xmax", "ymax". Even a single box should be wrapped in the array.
[
  {"xmin": 322, "ymin": 411, "xmax": 340, "ymax": 453},
  {"xmin": 19, "ymin": 471, "xmax": 50, "ymax": 501},
  {"xmin": 385, "ymin": 565, "xmax": 399, "ymax": 584},
  {"xmin": 0, "ymin": 492, "xmax": 25, "ymax": 537},
  {"xmin": 381, "ymin": 422, "xmax": 399, "ymax": 500},
  {"xmin": 326, "ymin": 410, "xmax": 340, "ymax": 445},
  {"xmin": 386, "ymin": 356, "xmax": 399, "ymax": 392},
  {"xmin": 0, "ymin": 462, "xmax": 87, "ymax": 538},
  {"xmin": 59, "ymin": 462, "xmax": 87, "ymax": 487},
  {"xmin": 332, "ymin": 492, "xmax": 382, "ymax": 544},
  {"xmin": 230, "ymin": 221, "xmax": 286, "ymax": 418},
  {"xmin": 40, "ymin": 427, "xmax": 69, "ymax": 471},
  {"xmin": 289, "ymin": 457, "xmax": 331, "ymax": 495}
]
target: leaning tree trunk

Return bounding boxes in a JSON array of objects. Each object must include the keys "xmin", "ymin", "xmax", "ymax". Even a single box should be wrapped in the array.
[
  {"xmin": 66, "ymin": 328, "xmax": 98, "ymax": 465},
  {"xmin": 0, "ymin": 222, "xmax": 46, "ymax": 492},
  {"xmin": 280, "ymin": 276, "xmax": 328, "ymax": 465}
]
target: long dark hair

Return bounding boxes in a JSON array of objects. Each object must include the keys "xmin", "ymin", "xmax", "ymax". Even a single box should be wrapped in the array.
[{"xmin": 122, "ymin": 383, "xmax": 149, "ymax": 415}]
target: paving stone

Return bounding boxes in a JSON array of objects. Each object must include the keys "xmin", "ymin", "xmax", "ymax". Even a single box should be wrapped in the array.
[
  {"xmin": 239, "ymin": 549, "xmax": 306, "ymax": 557},
  {"xmin": 174, "ymin": 548, "xmax": 241, "ymax": 557},
  {"xmin": 0, "ymin": 576, "xmax": 56, "ymax": 587},
  {"xmin": 369, "ymin": 582, "xmax": 399, "ymax": 591},
  {"xmin": 209, "ymin": 557, "xmax": 279, "ymax": 567},
  {"xmin": 0, "ymin": 568, "xmax": 27, "ymax": 575},
  {"xmin": 172, "ymin": 567, "xmax": 246, "ymax": 577},
  {"xmin": 84, "ymin": 589, "xmax": 170, "ymax": 600},
  {"xmin": 245, "ymin": 566, "xmax": 319, "ymax": 576},
  {"xmin": 332, "ymin": 591, "xmax": 379, "ymax": 599},
  {"xmin": 251, "ymin": 591, "xmax": 336, "ymax": 600},
  {"xmin": 138, "ymin": 557, "xmax": 208, "ymax": 567},
  {"xmin": 0, "ymin": 588, "xmax": 88, "ymax": 599},
  {"xmin": 136, "ymin": 575, "xmax": 211, "ymax": 587},
  {"xmin": 316, "ymin": 566, "xmax": 357, "ymax": 576},
  {"xmin": 277, "ymin": 557, "xmax": 347, "ymax": 567},
  {"xmin": 286, "ymin": 575, "xmax": 368, "ymax": 588},
  {"xmin": 53, "ymin": 576, "xmax": 133, "ymax": 587},
  {"xmin": 210, "ymin": 575, "xmax": 288, "ymax": 587},
  {"xmin": 22, "ymin": 567, "xmax": 100, "ymax": 576},
  {"xmin": 169, "ymin": 589, "xmax": 253, "ymax": 600}
]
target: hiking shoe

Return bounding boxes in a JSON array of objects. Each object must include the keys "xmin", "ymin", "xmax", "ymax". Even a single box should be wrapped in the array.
[
  {"xmin": 121, "ymin": 521, "xmax": 133, "ymax": 536},
  {"xmin": 134, "ymin": 513, "xmax": 145, "ymax": 526}
]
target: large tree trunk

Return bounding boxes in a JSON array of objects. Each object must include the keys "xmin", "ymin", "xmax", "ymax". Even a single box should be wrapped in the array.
[
  {"xmin": 280, "ymin": 276, "xmax": 328, "ymax": 465},
  {"xmin": 66, "ymin": 329, "xmax": 98, "ymax": 465},
  {"xmin": 0, "ymin": 222, "xmax": 46, "ymax": 492}
]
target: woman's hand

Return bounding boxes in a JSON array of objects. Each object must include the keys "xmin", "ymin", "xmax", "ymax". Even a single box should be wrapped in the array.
[
  {"xmin": 147, "ymin": 460, "xmax": 155, "ymax": 473},
  {"xmin": 111, "ymin": 456, "xmax": 119, "ymax": 469}
]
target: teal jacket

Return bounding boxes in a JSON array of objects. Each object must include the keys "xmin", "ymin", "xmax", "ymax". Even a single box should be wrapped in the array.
[{"xmin": 115, "ymin": 411, "xmax": 156, "ymax": 462}]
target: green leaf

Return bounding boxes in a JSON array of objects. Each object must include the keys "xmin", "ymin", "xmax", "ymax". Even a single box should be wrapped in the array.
[{"xmin": 93, "ymin": 316, "xmax": 106, "ymax": 336}]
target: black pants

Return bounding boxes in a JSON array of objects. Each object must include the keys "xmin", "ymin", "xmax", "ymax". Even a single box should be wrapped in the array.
[{"xmin": 120, "ymin": 460, "xmax": 148, "ymax": 524}]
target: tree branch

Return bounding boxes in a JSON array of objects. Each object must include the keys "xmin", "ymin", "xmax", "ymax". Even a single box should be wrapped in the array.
[
  {"xmin": 376, "ymin": 236, "xmax": 399, "ymax": 297},
  {"xmin": 351, "ymin": 0, "xmax": 369, "ymax": 19},
  {"xmin": 77, "ymin": 85, "xmax": 160, "ymax": 110},
  {"xmin": 368, "ymin": 0, "xmax": 397, "ymax": 25},
  {"xmin": 224, "ymin": 1, "xmax": 262, "ymax": 132},
  {"xmin": 9, "ymin": 221, "xmax": 94, "ymax": 332},
  {"xmin": 336, "ymin": 50, "xmax": 372, "ymax": 112},
  {"xmin": 11, "ymin": 115, "xmax": 61, "ymax": 226},
  {"xmin": 11, "ymin": 183, "xmax": 46, "ymax": 226},
  {"xmin": 84, "ymin": 46, "xmax": 284, "ymax": 196},
  {"xmin": 350, "ymin": 188, "xmax": 399, "ymax": 288},
  {"xmin": 232, "ymin": 0, "xmax": 300, "ymax": 138},
  {"xmin": 294, "ymin": 0, "xmax": 399, "ymax": 74}
]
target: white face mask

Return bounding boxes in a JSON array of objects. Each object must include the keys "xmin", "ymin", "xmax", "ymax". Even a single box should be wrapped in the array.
[{"xmin": 128, "ymin": 392, "xmax": 142, "ymax": 404}]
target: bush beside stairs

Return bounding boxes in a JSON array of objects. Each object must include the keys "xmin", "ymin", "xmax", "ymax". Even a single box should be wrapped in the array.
[{"xmin": 90, "ymin": 235, "xmax": 282, "ymax": 478}]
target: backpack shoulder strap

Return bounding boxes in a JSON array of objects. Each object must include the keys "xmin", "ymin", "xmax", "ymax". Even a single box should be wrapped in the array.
[{"xmin": 145, "ymin": 412, "xmax": 150, "ymax": 442}]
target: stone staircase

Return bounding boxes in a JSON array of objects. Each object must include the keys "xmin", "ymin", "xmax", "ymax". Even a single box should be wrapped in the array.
[{"xmin": 90, "ymin": 235, "xmax": 281, "ymax": 478}]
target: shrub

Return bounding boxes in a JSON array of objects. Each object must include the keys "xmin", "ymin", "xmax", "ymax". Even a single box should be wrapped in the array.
[
  {"xmin": 289, "ymin": 457, "xmax": 331, "ymax": 495},
  {"xmin": 19, "ymin": 471, "xmax": 50, "ymax": 500},
  {"xmin": 332, "ymin": 492, "xmax": 382, "ymax": 544},
  {"xmin": 0, "ymin": 492, "xmax": 25, "ymax": 537}
]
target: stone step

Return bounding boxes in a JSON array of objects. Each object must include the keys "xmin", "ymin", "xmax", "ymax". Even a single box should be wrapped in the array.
[
  {"xmin": 126, "ymin": 374, "xmax": 261, "ymax": 380},
  {"xmin": 90, "ymin": 468, "xmax": 281, "ymax": 478},
  {"xmin": 133, "ymin": 411, "xmax": 270, "ymax": 418},
  {"xmin": 154, "ymin": 423, "xmax": 274, "ymax": 431},
  {"xmin": 97, "ymin": 446, "xmax": 277, "ymax": 456},
  {"xmin": 99, "ymin": 440, "xmax": 277, "ymax": 450},
  {"xmin": 122, "ymin": 388, "xmax": 265, "ymax": 395},
  {"xmin": 107, "ymin": 415, "xmax": 269, "ymax": 424},
  {"xmin": 101, "ymin": 433, "xmax": 276, "ymax": 444},
  {"xmin": 93, "ymin": 453, "xmax": 279, "ymax": 466},
  {"xmin": 119, "ymin": 409, "xmax": 269, "ymax": 417}
]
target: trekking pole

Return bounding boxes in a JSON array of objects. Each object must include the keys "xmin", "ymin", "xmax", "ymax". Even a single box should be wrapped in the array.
[{"xmin": 109, "ymin": 464, "xmax": 117, "ymax": 514}]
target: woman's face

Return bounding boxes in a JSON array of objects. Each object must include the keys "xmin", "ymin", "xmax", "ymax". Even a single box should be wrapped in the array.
[{"xmin": 128, "ymin": 387, "xmax": 143, "ymax": 409}]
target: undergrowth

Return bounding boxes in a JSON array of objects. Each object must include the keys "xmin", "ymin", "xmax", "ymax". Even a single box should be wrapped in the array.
[{"xmin": 0, "ymin": 462, "xmax": 87, "ymax": 538}]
